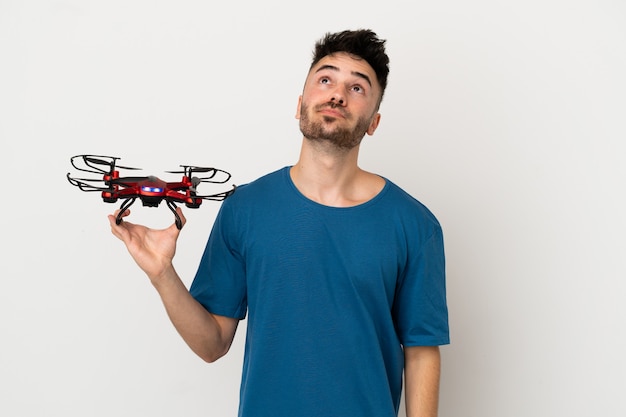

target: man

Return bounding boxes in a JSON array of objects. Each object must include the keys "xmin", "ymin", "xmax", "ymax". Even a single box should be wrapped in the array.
[{"xmin": 109, "ymin": 29, "xmax": 449, "ymax": 417}]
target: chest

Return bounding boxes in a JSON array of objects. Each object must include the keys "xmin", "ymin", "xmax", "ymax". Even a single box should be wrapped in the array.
[{"xmin": 241, "ymin": 205, "xmax": 409, "ymax": 310}]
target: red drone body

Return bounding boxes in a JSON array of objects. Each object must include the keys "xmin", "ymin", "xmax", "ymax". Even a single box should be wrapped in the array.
[{"xmin": 67, "ymin": 155, "xmax": 235, "ymax": 229}]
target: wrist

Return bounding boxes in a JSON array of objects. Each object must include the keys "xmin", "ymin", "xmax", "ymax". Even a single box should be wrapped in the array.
[{"xmin": 149, "ymin": 263, "xmax": 178, "ymax": 290}]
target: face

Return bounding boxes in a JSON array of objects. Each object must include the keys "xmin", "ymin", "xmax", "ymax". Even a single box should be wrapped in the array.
[{"xmin": 296, "ymin": 52, "xmax": 382, "ymax": 150}]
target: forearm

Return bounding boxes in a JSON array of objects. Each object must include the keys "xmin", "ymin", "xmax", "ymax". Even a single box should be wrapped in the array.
[
  {"xmin": 152, "ymin": 266, "xmax": 237, "ymax": 362},
  {"xmin": 108, "ymin": 211, "xmax": 236, "ymax": 361},
  {"xmin": 404, "ymin": 346, "xmax": 441, "ymax": 417}
]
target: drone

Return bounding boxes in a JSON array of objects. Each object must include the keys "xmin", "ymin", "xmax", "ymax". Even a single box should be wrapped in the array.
[{"xmin": 67, "ymin": 154, "xmax": 235, "ymax": 229}]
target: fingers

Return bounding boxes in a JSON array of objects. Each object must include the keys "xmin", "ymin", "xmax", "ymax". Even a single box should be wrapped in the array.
[
  {"xmin": 108, "ymin": 207, "xmax": 188, "ymax": 233},
  {"xmin": 171, "ymin": 206, "xmax": 187, "ymax": 231},
  {"xmin": 114, "ymin": 208, "xmax": 131, "ymax": 221},
  {"xmin": 108, "ymin": 209, "xmax": 131, "ymax": 239}
]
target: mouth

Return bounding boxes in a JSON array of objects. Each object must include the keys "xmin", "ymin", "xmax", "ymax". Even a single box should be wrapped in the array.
[{"xmin": 317, "ymin": 104, "xmax": 347, "ymax": 119}]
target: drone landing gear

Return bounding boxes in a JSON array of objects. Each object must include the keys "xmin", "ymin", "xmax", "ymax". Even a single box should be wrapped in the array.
[
  {"xmin": 166, "ymin": 200, "xmax": 183, "ymax": 230},
  {"xmin": 115, "ymin": 198, "xmax": 183, "ymax": 230},
  {"xmin": 115, "ymin": 198, "xmax": 136, "ymax": 225}
]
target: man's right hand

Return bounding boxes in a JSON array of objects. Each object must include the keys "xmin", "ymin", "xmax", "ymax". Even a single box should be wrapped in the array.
[{"xmin": 107, "ymin": 207, "xmax": 186, "ymax": 285}]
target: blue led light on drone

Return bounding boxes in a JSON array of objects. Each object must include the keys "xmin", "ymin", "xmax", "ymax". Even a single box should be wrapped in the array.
[{"xmin": 141, "ymin": 186, "xmax": 163, "ymax": 193}]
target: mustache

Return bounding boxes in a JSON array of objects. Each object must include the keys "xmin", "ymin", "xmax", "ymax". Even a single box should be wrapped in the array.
[{"xmin": 315, "ymin": 102, "xmax": 348, "ymax": 117}]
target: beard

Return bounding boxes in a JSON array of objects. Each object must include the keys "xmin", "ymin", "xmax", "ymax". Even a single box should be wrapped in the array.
[{"xmin": 299, "ymin": 102, "xmax": 372, "ymax": 150}]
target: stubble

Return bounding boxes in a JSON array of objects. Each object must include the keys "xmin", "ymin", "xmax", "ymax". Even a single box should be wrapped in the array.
[{"xmin": 299, "ymin": 102, "xmax": 372, "ymax": 150}]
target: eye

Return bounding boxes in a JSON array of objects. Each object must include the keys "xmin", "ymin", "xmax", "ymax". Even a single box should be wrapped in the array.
[
  {"xmin": 351, "ymin": 85, "xmax": 364, "ymax": 94},
  {"xmin": 320, "ymin": 77, "xmax": 331, "ymax": 84}
]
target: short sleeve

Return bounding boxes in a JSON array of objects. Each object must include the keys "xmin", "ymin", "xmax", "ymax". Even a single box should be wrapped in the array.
[
  {"xmin": 189, "ymin": 201, "xmax": 248, "ymax": 319},
  {"xmin": 393, "ymin": 226, "xmax": 449, "ymax": 346}
]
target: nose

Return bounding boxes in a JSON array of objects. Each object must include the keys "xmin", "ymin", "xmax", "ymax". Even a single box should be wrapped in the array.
[{"xmin": 330, "ymin": 88, "xmax": 346, "ymax": 105}]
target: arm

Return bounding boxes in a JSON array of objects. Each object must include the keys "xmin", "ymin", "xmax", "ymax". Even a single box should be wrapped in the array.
[
  {"xmin": 404, "ymin": 345, "xmax": 442, "ymax": 417},
  {"xmin": 108, "ymin": 208, "xmax": 238, "ymax": 362}
]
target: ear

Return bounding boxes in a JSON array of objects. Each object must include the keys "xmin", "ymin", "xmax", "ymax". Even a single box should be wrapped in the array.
[
  {"xmin": 295, "ymin": 95, "xmax": 303, "ymax": 120},
  {"xmin": 366, "ymin": 113, "xmax": 381, "ymax": 136}
]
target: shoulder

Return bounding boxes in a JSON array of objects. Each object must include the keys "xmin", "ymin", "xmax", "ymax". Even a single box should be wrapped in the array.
[
  {"xmin": 224, "ymin": 167, "xmax": 290, "ymax": 205},
  {"xmin": 380, "ymin": 179, "xmax": 440, "ymax": 225}
]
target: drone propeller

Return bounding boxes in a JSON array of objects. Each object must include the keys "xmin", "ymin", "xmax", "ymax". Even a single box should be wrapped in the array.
[
  {"xmin": 83, "ymin": 156, "xmax": 109, "ymax": 164},
  {"xmin": 111, "ymin": 176, "xmax": 153, "ymax": 184},
  {"xmin": 83, "ymin": 156, "xmax": 140, "ymax": 171},
  {"xmin": 188, "ymin": 167, "xmax": 217, "ymax": 173},
  {"xmin": 167, "ymin": 165, "xmax": 231, "ymax": 184},
  {"xmin": 66, "ymin": 173, "xmax": 112, "ymax": 192},
  {"xmin": 71, "ymin": 154, "xmax": 142, "ymax": 175},
  {"xmin": 166, "ymin": 166, "xmax": 217, "ymax": 175},
  {"xmin": 82, "ymin": 156, "xmax": 119, "ymax": 168}
]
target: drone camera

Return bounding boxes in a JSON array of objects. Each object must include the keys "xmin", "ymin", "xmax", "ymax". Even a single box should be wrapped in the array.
[{"xmin": 141, "ymin": 197, "xmax": 162, "ymax": 207}]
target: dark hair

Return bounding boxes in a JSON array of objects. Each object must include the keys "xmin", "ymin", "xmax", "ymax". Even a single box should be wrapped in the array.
[{"xmin": 310, "ymin": 29, "xmax": 390, "ymax": 102}]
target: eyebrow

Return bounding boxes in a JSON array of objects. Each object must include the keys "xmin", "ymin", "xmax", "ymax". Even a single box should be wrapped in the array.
[{"xmin": 315, "ymin": 64, "xmax": 372, "ymax": 87}]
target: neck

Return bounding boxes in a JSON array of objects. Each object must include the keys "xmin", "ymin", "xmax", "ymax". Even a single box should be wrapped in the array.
[{"xmin": 290, "ymin": 138, "xmax": 383, "ymax": 207}]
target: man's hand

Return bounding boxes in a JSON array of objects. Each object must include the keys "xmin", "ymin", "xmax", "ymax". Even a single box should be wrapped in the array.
[
  {"xmin": 107, "ymin": 207, "xmax": 238, "ymax": 361},
  {"xmin": 108, "ymin": 207, "xmax": 186, "ymax": 284}
]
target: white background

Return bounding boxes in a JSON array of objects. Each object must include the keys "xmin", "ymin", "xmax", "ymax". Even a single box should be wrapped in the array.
[{"xmin": 1, "ymin": 1, "xmax": 625, "ymax": 416}]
